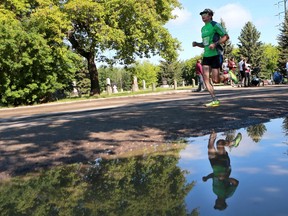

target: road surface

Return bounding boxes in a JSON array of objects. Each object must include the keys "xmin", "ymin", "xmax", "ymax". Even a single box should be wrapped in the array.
[{"xmin": 1, "ymin": 85, "xmax": 288, "ymax": 178}]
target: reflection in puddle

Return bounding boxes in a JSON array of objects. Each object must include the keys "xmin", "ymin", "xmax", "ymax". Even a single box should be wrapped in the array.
[
  {"xmin": 1, "ymin": 117, "xmax": 288, "ymax": 216},
  {"xmin": 182, "ymin": 117, "xmax": 288, "ymax": 216},
  {"xmin": 0, "ymin": 154, "xmax": 196, "ymax": 215}
]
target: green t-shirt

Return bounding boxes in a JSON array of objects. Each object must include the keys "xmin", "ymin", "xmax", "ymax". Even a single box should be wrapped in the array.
[
  {"xmin": 213, "ymin": 177, "xmax": 238, "ymax": 199},
  {"xmin": 201, "ymin": 21, "xmax": 227, "ymax": 57}
]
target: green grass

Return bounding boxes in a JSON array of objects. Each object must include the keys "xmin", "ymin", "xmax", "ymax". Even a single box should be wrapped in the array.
[
  {"xmin": 1, "ymin": 83, "xmax": 228, "ymax": 108},
  {"xmin": 59, "ymin": 86, "xmax": 195, "ymax": 103}
]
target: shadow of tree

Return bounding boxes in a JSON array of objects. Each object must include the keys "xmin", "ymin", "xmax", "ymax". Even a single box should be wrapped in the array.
[{"xmin": 1, "ymin": 86, "xmax": 288, "ymax": 177}]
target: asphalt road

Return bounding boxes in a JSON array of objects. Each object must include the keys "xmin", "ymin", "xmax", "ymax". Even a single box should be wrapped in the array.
[{"xmin": 1, "ymin": 85, "xmax": 288, "ymax": 178}]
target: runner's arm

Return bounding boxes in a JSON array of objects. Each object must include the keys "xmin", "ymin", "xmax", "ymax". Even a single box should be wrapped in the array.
[{"xmin": 192, "ymin": 41, "xmax": 204, "ymax": 48}]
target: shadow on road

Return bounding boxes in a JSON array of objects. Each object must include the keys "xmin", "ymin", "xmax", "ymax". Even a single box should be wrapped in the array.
[{"xmin": 1, "ymin": 86, "xmax": 288, "ymax": 177}]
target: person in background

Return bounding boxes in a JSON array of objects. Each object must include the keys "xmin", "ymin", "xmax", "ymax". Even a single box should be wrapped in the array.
[
  {"xmin": 195, "ymin": 59, "xmax": 206, "ymax": 92},
  {"xmin": 222, "ymin": 58, "xmax": 229, "ymax": 74},
  {"xmin": 273, "ymin": 70, "xmax": 283, "ymax": 84},
  {"xmin": 192, "ymin": 8, "xmax": 236, "ymax": 107},
  {"xmin": 228, "ymin": 57, "xmax": 237, "ymax": 87},
  {"xmin": 244, "ymin": 60, "xmax": 251, "ymax": 87},
  {"xmin": 238, "ymin": 57, "xmax": 245, "ymax": 87},
  {"xmin": 203, "ymin": 130, "xmax": 242, "ymax": 211},
  {"xmin": 222, "ymin": 58, "xmax": 230, "ymax": 85}
]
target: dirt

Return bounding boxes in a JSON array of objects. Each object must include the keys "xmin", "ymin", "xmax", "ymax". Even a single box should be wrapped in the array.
[{"xmin": 1, "ymin": 85, "xmax": 288, "ymax": 179}]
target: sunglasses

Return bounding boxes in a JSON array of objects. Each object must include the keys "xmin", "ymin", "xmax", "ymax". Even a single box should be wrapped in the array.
[{"xmin": 201, "ymin": 13, "xmax": 209, "ymax": 17}]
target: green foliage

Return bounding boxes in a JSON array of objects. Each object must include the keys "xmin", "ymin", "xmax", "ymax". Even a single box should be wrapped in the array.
[
  {"xmin": 0, "ymin": 3, "xmax": 82, "ymax": 106},
  {"xmin": 246, "ymin": 124, "xmax": 267, "ymax": 143},
  {"xmin": 132, "ymin": 61, "xmax": 159, "ymax": 88},
  {"xmin": 282, "ymin": 116, "xmax": 288, "ymax": 136},
  {"xmin": 277, "ymin": 12, "xmax": 288, "ymax": 73},
  {"xmin": 0, "ymin": 155, "xmax": 196, "ymax": 215},
  {"xmin": 220, "ymin": 19, "xmax": 234, "ymax": 59},
  {"xmin": 237, "ymin": 21, "xmax": 263, "ymax": 67},
  {"xmin": 260, "ymin": 44, "xmax": 279, "ymax": 79},
  {"xmin": 181, "ymin": 57, "xmax": 200, "ymax": 85},
  {"xmin": 74, "ymin": 59, "xmax": 91, "ymax": 96},
  {"xmin": 158, "ymin": 60, "xmax": 183, "ymax": 86},
  {"xmin": 85, "ymin": 155, "xmax": 195, "ymax": 215},
  {"xmin": 64, "ymin": 0, "xmax": 182, "ymax": 95},
  {"xmin": 98, "ymin": 66, "xmax": 133, "ymax": 92},
  {"xmin": 0, "ymin": 165, "xmax": 87, "ymax": 216}
]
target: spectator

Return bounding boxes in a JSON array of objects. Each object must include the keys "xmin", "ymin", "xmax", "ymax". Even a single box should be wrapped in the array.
[
  {"xmin": 238, "ymin": 57, "xmax": 245, "ymax": 87},
  {"xmin": 195, "ymin": 59, "xmax": 206, "ymax": 92},
  {"xmin": 273, "ymin": 70, "xmax": 283, "ymax": 84},
  {"xmin": 222, "ymin": 58, "xmax": 229, "ymax": 73},
  {"xmin": 244, "ymin": 60, "xmax": 251, "ymax": 87},
  {"xmin": 228, "ymin": 57, "xmax": 237, "ymax": 86}
]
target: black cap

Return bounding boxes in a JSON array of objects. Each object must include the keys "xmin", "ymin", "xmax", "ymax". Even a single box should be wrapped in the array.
[{"xmin": 200, "ymin": 8, "xmax": 214, "ymax": 16}]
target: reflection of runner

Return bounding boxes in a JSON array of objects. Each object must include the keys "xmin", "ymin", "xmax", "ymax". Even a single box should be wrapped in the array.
[{"xmin": 203, "ymin": 130, "xmax": 242, "ymax": 210}]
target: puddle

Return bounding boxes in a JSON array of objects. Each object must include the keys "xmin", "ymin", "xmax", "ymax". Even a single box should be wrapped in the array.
[
  {"xmin": 0, "ymin": 118, "xmax": 288, "ymax": 216},
  {"xmin": 181, "ymin": 117, "xmax": 288, "ymax": 216}
]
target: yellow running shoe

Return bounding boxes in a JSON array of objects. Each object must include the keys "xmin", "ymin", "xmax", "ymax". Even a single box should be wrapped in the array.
[
  {"xmin": 229, "ymin": 133, "xmax": 242, "ymax": 151},
  {"xmin": 232, "ymin": 133, "xmax": 242, "ymax": 147},
  {"xmin": 204, "ymin": 100, "xmax": 220, "ymax": 107}
]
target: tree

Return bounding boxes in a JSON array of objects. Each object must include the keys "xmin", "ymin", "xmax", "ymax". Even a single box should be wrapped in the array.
[
  {"xmin": 132, "ymin": 61, "xmax": 159, "ymax": 89},
  {"xmin": 260, "ymin": 44, "xmax": 279, "ymax": 79},
  {"xmin": 64, "ymin": 0, "xmax": 181, "ymax": 95},
  {"xmin": 277, "ymin": 11, "xmax": 288, "ymax": 73},
  {"xmin": 74, "ymin": 59, "xmax": 91, "ymax": 96},
  {"xmin": 181, "ymin": 56, "xmax": 200, "ymax": 85},
  {"xmin": 246, "ymin": 124, "xmax": 267, "ymax": 143},
  {"xmin": 0, "ymin": 4, "xmax": 81, "ymax": 106},
  {"xmin": 0, "ymin": 155, "xmax": 196, "ymax": 215},
  {"xmin": 282, "ymin": 116, "xmax": 288, "ymax": 136},
  {"xmin": 237, "ymin": 21, "xmax": 263, "ymax": 68},
  {"xmin": 220, "ymin": 19, "xmax": 233, "ymax": 59},
  {"xmin": 158, "ymin": 60, "xmax": 182, "ymax": 86},
  {"xmin": 98, "ymin": 66, "xmax": 132, "ymax": 91}
]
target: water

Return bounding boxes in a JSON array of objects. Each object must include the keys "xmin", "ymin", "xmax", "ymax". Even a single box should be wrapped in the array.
[
  {"xmin": 0, "ymin": 118, "xmax": 287, "ymax": 216},
  {"xmin": 181, "ymin": 117, "xmax": 288, "ymax": 216}
]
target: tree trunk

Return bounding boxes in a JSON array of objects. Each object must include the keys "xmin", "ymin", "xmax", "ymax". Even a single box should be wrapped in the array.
[
  {"xmin": 67, "ymin": 31, "xmax": 101, "ymax": 96},
  {"xmin": 87, "ymin": 53, "xmax": 100, "ymax": 95}
]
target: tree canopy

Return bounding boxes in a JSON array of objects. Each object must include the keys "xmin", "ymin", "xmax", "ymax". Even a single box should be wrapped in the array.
[
  {"xmin": 277, "ymin": 12, "xmax": 288, "ymax": 73},
  {"xmin": 0, "ymin": 0, "xmax": 182, "ymax": 106},
  {"xmin": 64, "ymin": 0, "xmax": 181, "ymax": 95},
  {"xmin": 237, "ymin": 21, "xmax": 263, "ymax": 67},
  {"xmin": 0, "ymin": 3, "xmax": 81, "ymax": 106}
]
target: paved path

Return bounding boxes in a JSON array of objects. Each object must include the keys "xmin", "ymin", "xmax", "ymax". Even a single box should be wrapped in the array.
[{"xmin": 1, "ymin": 85, "xmax": 288, "ymax": 178}]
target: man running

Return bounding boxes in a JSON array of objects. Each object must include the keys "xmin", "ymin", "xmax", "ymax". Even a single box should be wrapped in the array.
[{"xmin": 193, "ymin": 8, "xmax": 236, "ymax": 107}]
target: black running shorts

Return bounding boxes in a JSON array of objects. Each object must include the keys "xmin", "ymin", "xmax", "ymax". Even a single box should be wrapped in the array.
[{"xmin": 202, "ymin": 55, "xmax": 221, "ymax": 69}]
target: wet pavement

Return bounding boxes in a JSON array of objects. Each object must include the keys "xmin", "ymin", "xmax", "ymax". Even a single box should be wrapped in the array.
[{"xmin": 0, "ymin": 117, "xmax": 287, "ymax": 216}]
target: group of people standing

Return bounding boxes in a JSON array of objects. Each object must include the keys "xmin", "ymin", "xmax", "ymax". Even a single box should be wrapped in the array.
[
  {"xmin": 238, "ymin": 57, "xmax": 252, "ymax": 87},
  {"xmin": 195, "ymin": 56, "xmax": 251, "ymax": 93}
]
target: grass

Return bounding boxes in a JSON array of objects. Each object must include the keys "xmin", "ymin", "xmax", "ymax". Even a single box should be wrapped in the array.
[
  {"xmin": 1, "ymin": 83, "xmax": 228, "ymax": 108},
  {"xmin": 58, "ymin": 85, "xmax": 196, "ymax": 103}
]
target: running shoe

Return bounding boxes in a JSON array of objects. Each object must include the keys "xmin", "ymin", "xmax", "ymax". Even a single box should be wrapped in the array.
[
  {"xmin": 229, "ymin": 71, "xmax": 238, "ymax": 84},
  {"xmin": 232, "ymin": 133, "xmax": 242, "ymax": 148},
  {"xmin": 204, "ymin": 100, "xmax": 220, "ymax": 107}
]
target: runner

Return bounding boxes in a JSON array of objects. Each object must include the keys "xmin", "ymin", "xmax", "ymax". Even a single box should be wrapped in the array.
[{"xmin": 192, "ymin": 8, "xmax": 237, "ymax": 107}]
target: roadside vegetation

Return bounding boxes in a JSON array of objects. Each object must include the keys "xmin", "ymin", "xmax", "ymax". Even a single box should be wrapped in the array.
[{"xmin": 0, "ymin": 1, "xmax": 287, "ymax": 107}]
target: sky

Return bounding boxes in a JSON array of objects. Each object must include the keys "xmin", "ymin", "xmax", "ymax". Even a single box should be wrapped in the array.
[{"xmin": 160, "ymin": 0, "xmax": 286, "ymax": 62}]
